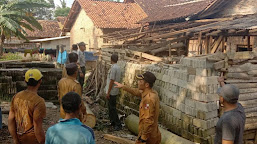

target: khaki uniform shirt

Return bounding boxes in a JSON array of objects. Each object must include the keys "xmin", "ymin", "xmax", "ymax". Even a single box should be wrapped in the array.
[
  {"xmin": 123, "ymin": 86, "xmax": 161, "ymax": 144},
  {"xmin": 10, "ymin": 90, "xmax": 46, "ymax": 144},
  {"xmin": 58, "ymin": 76, "xmax": 87, "ymax": 122}
]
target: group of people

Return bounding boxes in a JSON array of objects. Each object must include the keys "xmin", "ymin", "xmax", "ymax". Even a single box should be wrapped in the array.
[{"xmin": 7, "ymin": 41, "xmax": 246, "ymax": 144}]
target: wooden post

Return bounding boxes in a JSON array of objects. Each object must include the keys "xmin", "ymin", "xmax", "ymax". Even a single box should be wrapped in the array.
[
  {"xmin": 248, "ymin": 35, "xmax": 251, "ymax": 51},
  {"xmin": 205, "ymin": 36, "xmax": 209, "ymax": 54},
  {"xmin": 169, "ymin": 42, "xmax": 171, "ymax": 61},
  {"xmin": 198, "ymin": 32, "xmax": 202, "ymax": 54}
]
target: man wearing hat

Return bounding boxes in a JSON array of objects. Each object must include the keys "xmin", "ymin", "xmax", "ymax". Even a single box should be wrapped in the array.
[
  {"xmin": 77, "ymin": 42, "xmax": 87, "ymax": 87},
  {"xmin": 215, "ymin": 78, "xmax": 246, "ymax": 144},
  {"xmin": 115, "ymin": 72, "xmax": 161, "ymax": 144},
  {"xmin": 58, "ymin": 63, "xmax": 87, "ymax": 123},
  {"xmin": 8, "ymin": 69, "xmax": 46, "ymax": 144}
]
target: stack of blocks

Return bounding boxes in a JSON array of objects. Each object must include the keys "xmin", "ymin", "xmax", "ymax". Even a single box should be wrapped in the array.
[{"xmin": 103, "ymin": 56, "xmax": 221, "ymax": 144}]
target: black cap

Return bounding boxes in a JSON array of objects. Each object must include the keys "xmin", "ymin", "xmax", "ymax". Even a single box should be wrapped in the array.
[
  {"xmin": 65, "ymin": 63, "xmax": 78, "ymax": 71},
  {"xmin": 136, "ymin": 71, "xmax": 156, "ymax": 85}
]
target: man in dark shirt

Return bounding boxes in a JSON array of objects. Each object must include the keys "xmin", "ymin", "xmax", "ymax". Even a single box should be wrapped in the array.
[{"xmin": 215, "ymin": 81, "xmax": 246, "ymax": 144}]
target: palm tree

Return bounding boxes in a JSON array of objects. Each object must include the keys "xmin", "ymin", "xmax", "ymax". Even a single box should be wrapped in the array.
[{"xmin": 0, "ymin": 0, "xmax": 47, "ymax": 55}]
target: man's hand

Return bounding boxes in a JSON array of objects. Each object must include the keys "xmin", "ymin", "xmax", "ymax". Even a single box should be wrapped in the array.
[
  {"xmin": 114, "ymin": 82, "xmax": 124, "ymax": 88},
  {"xmin": 217, "ymin": 76, "xmax": 225, "ymax": 83},
  {"xmin": 80, "ymin": 73, "xmax": 84, "ymax": 78},
  {"xmin": 106, "ymin": 93, "xmax": 110, "ymax": 99}
]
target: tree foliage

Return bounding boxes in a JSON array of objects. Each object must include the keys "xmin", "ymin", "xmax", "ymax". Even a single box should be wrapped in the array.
[
  {"xmin": 54, "ymin": 0, "xmax": 70, "ymax": 18},
  {"xmin": 0, "ymin": 0, "xmax": 46, "ymax": 55}
]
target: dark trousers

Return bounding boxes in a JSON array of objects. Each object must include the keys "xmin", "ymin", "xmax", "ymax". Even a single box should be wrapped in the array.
[
  {"xmin": 108, "ymin": 95, "xmax": 121, "ymax": 127},
  {"xmin": 79, "ymin": 66, "xmax": 86, "ymax": 87}
]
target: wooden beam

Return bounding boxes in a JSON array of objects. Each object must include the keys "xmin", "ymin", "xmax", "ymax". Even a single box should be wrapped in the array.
[
  {"xmin": 143, "ymin": 22, "xmax": 220, "ymax": 41},
  {"xmin": 194, "ymin": 17, "xmax": 234, "ymax": 23},
  {"xmin": 103, "ymin": 134, "xmax": 134, "ymax": 144},
  {"xmin": 206, "ymin": 30, "xmax": 222, "ymax": 36},
  {"xmin": 211, "ymin": 36, "xmax": 223, "ymax": 53},
  {"xmin": 198, "ymin": 32, "xmax": 203, "ymax": 54},
  {"xmin": 151, "ymin": 42, "xmax": 185, "ymax": 55},
  {"xmin": 126, "ymin": 49, "xmax": 163, "ymax": 62},
  {"xmin": 248, "ymin": 35, "xmax": 251, "ymax": 51}
]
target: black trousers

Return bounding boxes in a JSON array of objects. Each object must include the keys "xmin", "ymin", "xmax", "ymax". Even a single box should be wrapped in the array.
[
  {"xmin": 79, "ymin": 66, "xmax": 86, "ymax": 87},
  {"xmin": 108, "ymin": 95, "xmax": 121, "ymax": 127}
]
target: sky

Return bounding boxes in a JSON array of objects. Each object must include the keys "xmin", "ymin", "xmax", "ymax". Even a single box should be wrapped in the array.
[{"xmin": 54, "ymin": 0, "xmax": 74, "ymax": 8}]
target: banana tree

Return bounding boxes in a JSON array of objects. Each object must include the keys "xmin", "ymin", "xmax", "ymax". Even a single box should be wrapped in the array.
[{"xmin": 0, "ymin": 0, "xmax": 48, "ymax": 56}]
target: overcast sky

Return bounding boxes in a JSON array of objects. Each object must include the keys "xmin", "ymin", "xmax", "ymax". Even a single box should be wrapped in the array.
[{"xmin": 54, "ymin": 0, "xmax": 74, "ymax": 8}]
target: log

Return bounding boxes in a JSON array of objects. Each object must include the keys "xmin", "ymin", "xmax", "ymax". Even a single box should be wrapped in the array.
[
  {"xmin": 83, "ymin": 102, "xmax": 96, "ymax": 128},
  {"xmin": 151, "ymin": 43, "xmax": 185, "ymax": 55},
  {"xmin": 125, "ymin": 114, "xmax": 195, "ymax": 144},
  {"xmin": 103, "ymin": 134, "xmax": 134, "ymax": 144},
  {"xmin": 227, "ymin": 73, "xmax": 250, "ymax": 80},
  {"xmin": 245, "ymin": 122, "xmax": 257, "ymax": 130},
  {"xmin": 213, "ymin": 60, "xmax": 225, "ymax": 70}
]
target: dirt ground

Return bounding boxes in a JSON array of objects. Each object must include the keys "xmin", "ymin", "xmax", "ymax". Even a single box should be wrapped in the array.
[{"xmin": 0, "ymin": 102, "xmax": 136, "ymax": 144}]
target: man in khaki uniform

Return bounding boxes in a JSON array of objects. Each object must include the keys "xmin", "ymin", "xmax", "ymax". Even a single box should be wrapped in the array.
[
  {"xmin": 58, "ymin": 63, "xmax": 87, "ymax": 123},
  {"xmin": 115, "ymin": 72, "xmax": 161, "ymax": 144}
]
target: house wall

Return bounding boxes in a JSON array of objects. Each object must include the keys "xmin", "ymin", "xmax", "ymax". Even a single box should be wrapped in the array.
[
  {"xmin": 188, "ymin": 36, "xmax": 257, "ymax": 56},
  {"xmin": 218, "ymin": 0, "xmax": 257, "ymax": 17},
  {"xmin": 70, "ymin": 10, "xmax": 104, "ymax": 51},
  {"xmin": 41, "ymin": 38, "xmax": 70, "ymax": 51}
]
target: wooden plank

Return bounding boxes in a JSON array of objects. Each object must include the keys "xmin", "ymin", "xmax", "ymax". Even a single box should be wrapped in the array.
[
  {"xmin": 125, "ymin": 49, "xmax": 163, "ymax": 62},
  {"xmin": 206, "ymin": 30, "xmax": 222, "ymax": 36},
  {"xmin": 194, "ymin": 17, "xmax": 234, "ymax": 23},
  {"xmin": 197, "ymin": 32, "xmax": 202, "ymax": 54},
  {"xmin": 213, "ymin": 60, "xmax": 225, "ymax": 70},
  {"xmin": 144, "ymin": 22, "xmax": 220, "ymax": 41},
  {"xmin": 151, "ymin": 43, "xmax": 185, "ymax": 55},
  {"xmin": 211, "ymin": 36, "xmax": 223, "ymax": 53},
  {"xmin": 103, "ymin": 134, "xmax": 134, "ymax": 144}
]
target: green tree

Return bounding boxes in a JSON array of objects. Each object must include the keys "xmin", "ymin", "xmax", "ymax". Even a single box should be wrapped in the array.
[
  {"xmin": 54, "ymin": 0, "xmax": 70, "ymax": 18},
  {"xmin": 24, "ymin": 0, "xmax": 55, "ymax": 20},
  {"xmin": 0, "ymin": 0, "xmax": 46, "ymax": 55}
]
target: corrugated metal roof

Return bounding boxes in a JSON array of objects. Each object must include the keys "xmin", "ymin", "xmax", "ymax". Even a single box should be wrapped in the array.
[{"xmin": 29, "ymin": 36, "xmax": 70, "ymax": 42}]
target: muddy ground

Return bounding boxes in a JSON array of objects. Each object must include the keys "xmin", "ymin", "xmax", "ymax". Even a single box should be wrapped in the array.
[{"xmin": 0, "ymin": 102, "xmax": 137, "ymax": 144}]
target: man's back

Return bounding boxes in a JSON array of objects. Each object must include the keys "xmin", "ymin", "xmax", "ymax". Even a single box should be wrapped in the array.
[
  {"xmin": 215, "ymin": 103, "xmax": 246, "ymax": 144},
  {"xmin": 46, "ymin": 118, "xmax": 95, "ymax": 144},
  {"xmin": 10, "ymin": 90, "xmax": 46, "ymax": 143}
]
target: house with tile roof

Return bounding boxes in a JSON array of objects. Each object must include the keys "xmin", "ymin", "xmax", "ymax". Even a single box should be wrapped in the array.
[
  {"xmin": 135, "ymin": 0, "xmax": 257, "ymax": 24},
  {"xmin": 4, "ymin": 18, "xmax": 66, "ymax": 49},
  {"xmin": 62, "ymin": 0, "xmax": 147, "ymax": 51}
]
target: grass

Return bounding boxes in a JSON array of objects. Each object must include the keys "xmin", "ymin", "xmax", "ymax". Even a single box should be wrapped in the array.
[{"xmin": 0, "ymin": 53, "xmax": 23, "ymax": 61}]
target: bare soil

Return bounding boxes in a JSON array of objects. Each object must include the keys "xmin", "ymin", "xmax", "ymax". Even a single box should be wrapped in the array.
[{"xmin": 0, "ymin": 103, "xmax": 136, "ymax": 144}]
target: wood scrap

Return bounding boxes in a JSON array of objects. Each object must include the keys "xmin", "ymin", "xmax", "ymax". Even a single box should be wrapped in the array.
[
  {"xmin": 84, "ymin": 102, "xmax": 96, "ymax": 128},
  {"xmin": 125, "ymin": 114, "xmax": 194, "ymax": 144},
  {"xmin": 151, "ymin": 43, "xmax": 185, "ymax": 55},
  {"xmin": 103, "ymin": 134, "xmax": 134, "ymax": 144}
]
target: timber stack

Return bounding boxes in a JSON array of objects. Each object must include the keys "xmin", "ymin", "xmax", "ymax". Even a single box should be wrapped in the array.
[
  {"xmin": 0, "ymin": 62, "xmax": 62, "ymax": 101},
  {"xmin": 213, "ymin": 51, "xmax": 257, "ymax": 143}
]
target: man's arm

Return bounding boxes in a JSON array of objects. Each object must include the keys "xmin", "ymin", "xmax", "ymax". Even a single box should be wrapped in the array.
[
  {"xmin": 217, "ymin": 73, "xmax": 225, "ymax": 87},
  {"xmin": 33, "ymin": 101, "xmax": 46, "ymax": 144},
  {"xmin": 140, "ymin": 99, "xmax": 155, "ymax": 141},
  {"xmin": 222, "ymin": 140, "xmax": 234, "ymax": 144},
  {"xmin": 106, "ymin": 79, "xmax": 115, "ymax": 99},
  {"xmin": 33, "ymin": 117, "xmax": 45, "ymax": 144},
  {"xmin": 8, "ymin": 110, "xmax": 19, "ymax": 144},
  {"xmin": 114, "ymin": 82, "xmax": 141, "ymax": 97}
]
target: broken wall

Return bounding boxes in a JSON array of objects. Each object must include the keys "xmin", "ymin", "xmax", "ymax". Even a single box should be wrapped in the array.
[{"xmin": 99, "ymin": 55, "xmax": 223, "ymax": 144}]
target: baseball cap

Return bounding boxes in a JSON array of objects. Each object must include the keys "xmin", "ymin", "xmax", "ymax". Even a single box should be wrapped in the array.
[
  {"xmin": 136, "ymin": 71, "xmax": 156, "ymax": 85},
  {"xmin": 217, "ymin": 84, "xmax": 239, "ymax": 104},
  {"xmin": 77, "ymin": 42, "xmax": 87, "ymax": 46},
  {"xmin": 25, "ymin": 69, "xmax": 43, "ymax": 82}
]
